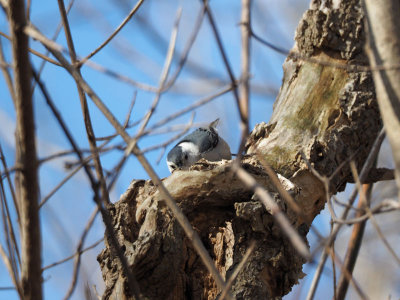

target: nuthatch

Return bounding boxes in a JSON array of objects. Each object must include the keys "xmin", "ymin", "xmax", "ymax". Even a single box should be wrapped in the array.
[{"xmin": 166, "ymin": 119, "xmax": 231, "ymax": 172}]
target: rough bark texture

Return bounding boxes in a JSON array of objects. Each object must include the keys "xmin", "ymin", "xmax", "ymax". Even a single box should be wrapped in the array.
[
  {"xmin": 98, "ymin": 0, "xmax": 382, "ymax": 299},
  {"xmin": 9, "ymin": 0, "xmax": 42, "ymax": 299},
  {"xmin": 364, "ymin": 0, "xmax": 400, "ymax": 199}
]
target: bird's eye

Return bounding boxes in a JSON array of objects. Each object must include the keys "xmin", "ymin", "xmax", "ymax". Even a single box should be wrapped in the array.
[
  {"xmin": 184, "ymin": 154, "xmax": 188, "ymax": 160},
  {"xmin": 171, "ymin": 165, "xmax": 176, "ymax": 170}
]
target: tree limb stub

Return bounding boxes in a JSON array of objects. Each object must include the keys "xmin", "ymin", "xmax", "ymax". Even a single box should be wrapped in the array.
[
  {"xmin": 98, "ymin": 161, "xmax": 308, "ymax": 299},
  {"xmin": 98, "ymin": 1, "xmax": 382, "ymax": 299}
]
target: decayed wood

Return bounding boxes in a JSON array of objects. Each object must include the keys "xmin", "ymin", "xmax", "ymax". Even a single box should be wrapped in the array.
[
  {"xmin": 98, "ymin": 1, "xmax": 382, "ymax": 299},
  {"xmin": 98, "ymin": 161, "xmax": 307, "ymax": 300}
]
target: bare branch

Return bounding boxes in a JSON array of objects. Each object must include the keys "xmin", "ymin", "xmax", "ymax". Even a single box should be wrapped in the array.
[
  {"xmin": 350, "ymin": 163, "xmax": 400, "ymax": 266},
  {"xmin": 0, "ymin": 179, "xmax": 21, "ymax": 296},
  {"xmin": 125, "ymin": 7, "xmax": 182, "ymax": 156},
  {"xmin": 162, "ymin": 6, "xmax": 206, "ymax": 90},
  {"xmin": 306, "ymin": 128, "xmax": 386, "ymax": 300},
  {"xmin": 364, "ymin": 0, "xmax": 400, "ymax": 199},
  {"xmin": 238, "ymin": 0, "xmax": 251, "ymax": 154},
  {"xmin": 8, "ymin": 0, "xmax": 42, "ymax": 298},
  {"xmin": 56, "ymin": 0, "xmax": 143, "ymax": 297},
  {"xmin": 219, "ymin": 241, "xmax": 256, "ymax": 300},
  {"xmin": 63, "ymin": 207, "xmax": 99, "ymax": 300},
  {"xmin": 335, "ymin": 183, "xmax": 371, "ymax": 300},
  {"xmin": 203, "ymin": 1, "xmax": 243, "ymax": 126},
  {"xmin": 0, "ymin": 31, "xmax": 63, "ymax": 66},
  {"xmin": 0, "ymin": 144, "xmax": 20, "ymax": 223},
  {"xmin": 78, "ymin": 0, "xmax": 145, "ymax": 66},
  {"xmin": 31, "ymin": 0, "xmax": 75, "ymax": 95},
  {"xmin": 0, "ymin": 244, "xmax": 22, "ymax": 297},
  {"xmin": 0, "ymin": 153, "xmax": 21, "ymax": 268},
  {"xmin": 251, "ymin": 25, "xmax": 400, "ymax": 73},
  {"xmin": 0, "ymin": 37, "xmax": 15, "ymax": 104},
  {"xmin": 144, "ymin": 84, "xmax": 234, "ymax": 134},
  {"xmin": 231, "ymin": 164, "xmax": 311, "ymax": 260},
  {"xmin": 43, "ymin": 238, "xmax": 103, "ymax": 271}
]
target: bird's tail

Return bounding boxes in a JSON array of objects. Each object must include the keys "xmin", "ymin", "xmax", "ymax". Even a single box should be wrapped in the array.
[{"xmin": 209, "ymin": 118, "xmax": 220, "ymax": 128}]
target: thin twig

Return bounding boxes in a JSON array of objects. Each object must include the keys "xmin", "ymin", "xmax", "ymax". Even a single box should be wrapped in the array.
[
  {"xmin": 43, "ymin": 238, "xmax": 103, "ymax": 271},
  {"xmin": 255, "ymin": 153, "xmax": 327, "ymax": 255},
  {"xmin": 238, "ymin": 0, "xmax": 251, "ymax": 156},
  {"xmin": 0, "ymin": 37, "xmax": 15, "ymax": 104},
  {"xmin": 0, "ymin": 159, "xmax": 21, "ymax": 270},
  {"xmin": 0, "ymin": 151, "xmax": 21, "ymax": 288},
  {"xmin": 39, "ymin": 156, "xmax": 85, "ymax": 208},
  {"xmin": 138, "ymin": 4, "xmax": 226, "ymax": 79},
  {"xmin": 126, "ymin": 0, "xmax": 222, "ymax": 83},
  {"xmin": 1, "ymin": 30, "xmax": 62, "ymax": 65},
  {"xmin": 162, "ymin": 6, "xmax": 206, "ymax": 91},
  {"xmin": 143, "ymin": 84, "xmax": 234, "ymax": 135},
  {"xmin": 256, "ymin": 153, "xmax": 302, "ymax": 215},
  {"xmin": 323, "ymin": 245, "xmax": 369, "ymax": 300},
  {"xmin": 125, "ymin": 7, "xmax": 182, "ymax": 156},
  {"xmin": 96, "ymin": 91, "xmax": 137, "ymax": 141},
  {"xmin": 0, "ymin": 144, "xmax": 20, "ymax": 223},
  {"xmin": 306, "ymin": 127, "xmax": 385, "ymax": 300},
  {"xmin": 108, "ymin": 7, "xmax": 182, "ymax": 191},
  {"xmin": 92, "ymin": 285, "xmax": 101, "ymax": 300},
  {"xmin": 32, "ymin": 68, "xmax": 96, "ymax": 173},
  {"xmin": 1, "ymin": 30, "xmax": 161, "ymax": 92},
  {"xmin": 330, "ymin": 223, "xmax": 337, "ymax": 300},
  {"xmin": 231, "ymin": 164, "xmax": 311, "ymax": 260},
  {"xmin": 145, "ymin": 122, "xmax": 205, "ymax": 136},
  {"xmin": 55, "ymin": 1, "xmax": 143, "ymax": 297},
  {"xmin": 32, "ymin": 66, "xmax": 103, "ymax": 209},
  {"xmin": 350, "ymin": 163, "xmax": 400, "ymax": 266},
  {"xmin": 139, "ymin": 115, "xmax": 194, "ymax": 154},
  {"xmin": 63, "ymin": 207, "xmax": 99, "ymax": 300},
  {"xmin": 367, "ymin": 209, "xmax": 400, "ymax": 264},
  {"xmin": 30, "ymin": 0, "xmax": 75, "ymax": 96},
  {"xmin": 39, "ymin": 139, "xmax": 124, "ymax": 209},
  {"xmin": 336, "ymin": 183, "xmax": 371, "ymax": 300},
  {"xmin": 78, "ymin": 0, "xmax": 145, "ymax": 66},
  {"xmin": 219, "ymin": 241, "xmax": 256, "ymax": 300},
  {"xmin": 251, "ymin": 28, "xmax": 400, "ymax": 73},
  {"xmin": 83, "ymin": 59, "xmax": 158, "ymax": 92},
  {"xmin": 332, "ymin": 195, "xmax": 362, "ymax": 212},
  {"xmin": 39, "ymin": 149, "xmax": 93, "ymax": 165},
  {"xmin": 0, "ymin": 244, "xmax": 22, "ymax": 297},
  {"xmin": 0, "ymin": 286, "xmax": 16, "ymax": 290},
  {"xmin": 203, "ymin": 0, "xmax": 244, "ymax": 124},
  {"xmin": 0, "ymin": 178, "xmax": 21, "ymax": 295}
]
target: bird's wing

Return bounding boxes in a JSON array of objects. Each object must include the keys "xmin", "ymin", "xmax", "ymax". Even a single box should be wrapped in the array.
[{"xmin": 180, "ymin": 127, "xmax": 219, "ymax": 153}]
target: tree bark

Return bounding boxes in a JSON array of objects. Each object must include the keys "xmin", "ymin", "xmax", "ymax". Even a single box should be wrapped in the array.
[
  {"xmin": 363, "ymin": 0, "xmax": 400, "ymax": 200},
  {"xmin": 97, "ymin": 0, "xmax": 382, "ymax": 299},
  {"xmin": 8, "ymin": 0, "xmax": 42, "ymax": 299}
]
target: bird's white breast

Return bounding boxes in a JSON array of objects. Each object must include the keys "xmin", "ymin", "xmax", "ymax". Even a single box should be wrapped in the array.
[{"xmin": 178, "ymin": 142, "xmax": 201, "ymax": 166}]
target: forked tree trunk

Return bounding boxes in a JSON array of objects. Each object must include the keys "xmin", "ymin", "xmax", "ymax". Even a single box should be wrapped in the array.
[{"xmin": 97, "ymin": 0, "xmax": 382, "ymax": 299}]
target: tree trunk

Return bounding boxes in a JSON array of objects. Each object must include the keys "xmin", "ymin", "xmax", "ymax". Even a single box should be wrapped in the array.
[
  {"xmin": 363, "ymin": 0, "xmax": 400, "ymax": 199},
  {"xmin": 97, "ymin": 0, "xmax": 382, "ymax": 299},
  {"xmin": 8, "ymin": 0, "xmax": 42, "ymax": 299}
]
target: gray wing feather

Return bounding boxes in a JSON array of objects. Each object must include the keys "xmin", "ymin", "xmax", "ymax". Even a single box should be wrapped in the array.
[{"xmin": 179, "ymin": 127, "xmax": 219, "ymax": 153}]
